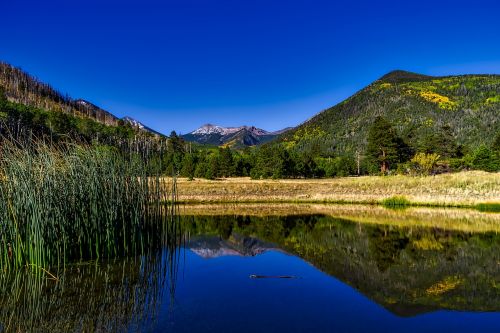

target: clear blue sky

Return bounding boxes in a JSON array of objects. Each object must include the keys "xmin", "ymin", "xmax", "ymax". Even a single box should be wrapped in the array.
[{"xmin": 2, "ymin": 0, "xmax": 500, "ymax": 134}]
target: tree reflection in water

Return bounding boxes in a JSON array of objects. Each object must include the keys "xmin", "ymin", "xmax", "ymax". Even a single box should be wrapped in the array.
[
  {"xmin": 1, "ymin": 212, "xmax": 499, "ymax": 332},
  {"xmin": 182, "ymin": 214, "xmax": 500, "ymax": 316}
]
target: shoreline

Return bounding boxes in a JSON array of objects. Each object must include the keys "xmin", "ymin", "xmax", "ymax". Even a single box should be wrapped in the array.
[
  {"xmin": 177, "ymin": 203, "xmax": 500, "ymax": 233},
  {"xmin": 175, "ymin": 198, "xmax": 474, "ymax": 208},
  {"xmin": 173, "ymin": 171, "xmax": 500, "ymax": 209}
]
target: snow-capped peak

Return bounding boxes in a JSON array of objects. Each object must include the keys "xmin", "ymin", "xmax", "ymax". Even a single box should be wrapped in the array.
[
  {"xmin": 190, "ymin": 124, "xmax": 270, "ymax": 136},
  {"xmin": 191, "ymin": 124, "xmax": 239, "ymax": 135},
  {"xmin": 122, "ymin": 116, "xmax": 146, "ymax": 129}
]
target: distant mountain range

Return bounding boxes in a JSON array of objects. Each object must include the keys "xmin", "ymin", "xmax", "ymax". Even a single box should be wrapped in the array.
[{"xmin": 182, "ymin": 124, "xmax": 292, "ymax": 148}]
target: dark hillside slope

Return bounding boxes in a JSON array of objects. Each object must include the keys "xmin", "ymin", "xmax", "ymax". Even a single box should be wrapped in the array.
[
  {"xmin": 279, "ymin": 70, "xmax": 500, "ymax": 155},
  {"xmin": 0, "ymin": 62, "xmax": 166, "ymax": 148},
  {"xmin": 0, "ymin": 62, "xmax": 163, "ymax": 141},
  {"xmin": 0, "ymin": 62, "xmax": 119, "ymax": 126}
]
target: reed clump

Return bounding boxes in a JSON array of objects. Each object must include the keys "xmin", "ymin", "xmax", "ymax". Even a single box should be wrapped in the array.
[
  {"xmin": 0, "ymin": 139, "xmax": 172, "ymax": 270},
  {"xmin": 476, "ymin": 203, "xmax": 500, "ymax": 213},
  {"xmin": 381, "ymin": 196, "xmax": 411, "ymax": 208}
]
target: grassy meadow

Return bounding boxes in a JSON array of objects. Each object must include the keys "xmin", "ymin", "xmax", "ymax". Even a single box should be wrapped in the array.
[{"xmin": 174, "ymin": 171, "xmax": 500, "ymax": 207}]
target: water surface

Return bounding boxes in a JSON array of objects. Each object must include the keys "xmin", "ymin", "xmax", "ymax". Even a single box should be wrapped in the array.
[{"xmin": 1, "ymin": 207, "xmax": 499, "ymax": 332}]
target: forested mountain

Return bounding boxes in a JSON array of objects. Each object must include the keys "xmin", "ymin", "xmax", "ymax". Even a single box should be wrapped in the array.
[
  {"xmin": 0, "ymin": 62, "xmax": 161, "ymax": 138},
  {"xmin": 0, "ymin": 62, "xmax": 119, "ymax": 126},
  {"xmin": 278, "ymin": 70, "xmax": 500, "ymax": 155},
  {"xmin": 183, "ymin": 124, "xmax": 290, "ymax": 148}
]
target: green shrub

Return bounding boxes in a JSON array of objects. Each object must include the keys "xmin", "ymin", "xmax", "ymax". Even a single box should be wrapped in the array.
[
  {"xmin": 468, "ymin": 145, "xmax": 500, "ymax": 172},
  {"xmin": 411, "ymin": 153, "xmax": 441, "ymax": 175},
  {"xmin": 382, "ymin": 196, "xmax": 411, "ymax": 208},
  {"xmin": 476, "ymin": 203, "xmax": 500, "ymax": 213}
]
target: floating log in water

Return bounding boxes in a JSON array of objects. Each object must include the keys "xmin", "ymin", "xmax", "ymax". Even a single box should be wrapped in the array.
[{"xmin": 249, "ymin": 274, "xmax": 298, "ymax": 279}]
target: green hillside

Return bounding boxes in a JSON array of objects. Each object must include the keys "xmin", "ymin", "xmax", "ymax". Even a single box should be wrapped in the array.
[
  {"xmin": 280, "ymin": 71, "xmax": 500, "ymax": 155},
  {"xmin": 0, "ymin": 62, "xmax": 169, "ymax": 157}
]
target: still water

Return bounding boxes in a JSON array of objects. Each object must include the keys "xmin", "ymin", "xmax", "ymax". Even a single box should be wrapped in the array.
[{"xmin": 1, "ymin": 207, "xmax": 499, "ymax": 332}]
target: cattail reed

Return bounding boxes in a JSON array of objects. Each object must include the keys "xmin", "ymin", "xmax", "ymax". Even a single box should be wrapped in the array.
[{"xmin": 0, "ymin": 137, "xmax": 175, "ymax": 270}]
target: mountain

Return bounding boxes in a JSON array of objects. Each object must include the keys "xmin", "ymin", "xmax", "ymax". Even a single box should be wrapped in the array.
[
  {"xmin": 122, "ymin": 116, "xmax": 163, "ymax": 136},
  {"xmin": 0, "ymin": 62, "xmax": 162, "ymax": 137},
  {"xmin": 0, "ymin": 62, "xmax": 120, "ymax": 126},
  {"xmin": 277, "ymin": 70, "xmax": 500, "ymax": 155},
  {"xmin": 183, "ymin": 124, "xmax": 291, "ymax": 148}
]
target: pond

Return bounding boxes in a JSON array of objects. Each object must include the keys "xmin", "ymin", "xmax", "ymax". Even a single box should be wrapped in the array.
[{"xmin": 1, "ymin": 205, "xmax": 499, "ymax": 332}]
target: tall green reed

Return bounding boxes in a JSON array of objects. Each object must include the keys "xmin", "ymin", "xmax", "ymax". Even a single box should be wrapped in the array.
[{"xmin": 0, "ymin": 138, "xmax": 174, "ymax": 271}]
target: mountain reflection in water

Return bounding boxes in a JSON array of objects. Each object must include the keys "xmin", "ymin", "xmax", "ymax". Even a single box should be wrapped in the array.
[
  {"xmin": 1, "ymin": 210, "xmax": 499, "ymax": 332},
  {"xmin": 183, "ymin": 214, "xmax": 500, "ymax": 316}
]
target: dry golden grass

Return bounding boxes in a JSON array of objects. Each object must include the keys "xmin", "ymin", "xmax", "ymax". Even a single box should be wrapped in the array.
[
  {"xmin": 174, "ymin": 171, "xmax": 500, "ymax": 207},
  {"xmin": 179, "ymin": 203, "xmax": 500, "ymax": 233}
]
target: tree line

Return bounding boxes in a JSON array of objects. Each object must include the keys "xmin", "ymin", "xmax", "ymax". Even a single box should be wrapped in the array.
[{"xmin": 162, "ymin": 117, "xmax": 500, "ymax": 179}]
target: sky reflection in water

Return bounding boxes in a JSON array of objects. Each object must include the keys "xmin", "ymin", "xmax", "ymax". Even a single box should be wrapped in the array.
[
  {"xmin": 1, "ymin": 212, "xmax": 499, "ymax": 333},
  {"xmin": 155, "ymin": 214, "xmax": 500, "ymax": 333}
]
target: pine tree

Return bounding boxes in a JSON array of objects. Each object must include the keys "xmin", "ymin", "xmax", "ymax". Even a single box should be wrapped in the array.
[
  {"xmin": 366, "ymin": 117, "xmax": 401, "ymax": 173},
  {"xmin": 419, "ymin": 125, "xmax": 459, "ymax": 158},
  {"xmin": 492, "ymin": 132, "xmax": 500, "ymax": 154},
  {"xmin": 218, "ymin": 147, "xmax": 234, "ymax": 177},
  {"xmin": 181, "ymin": 153, "xmax": 196, "ymax": 180}
]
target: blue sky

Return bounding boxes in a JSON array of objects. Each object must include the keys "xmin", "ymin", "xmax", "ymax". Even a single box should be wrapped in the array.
[{"xmin": 2, "ymin": 0, "xmax": 500, "ymax": 134}]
